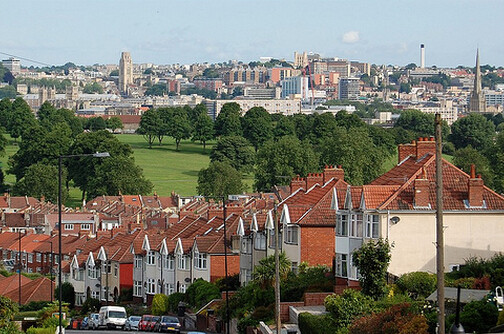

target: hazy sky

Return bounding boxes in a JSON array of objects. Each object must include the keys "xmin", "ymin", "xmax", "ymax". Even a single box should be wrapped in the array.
[{"xmin": 1, "ymin": 0, "xmax": 502, "ymax": 68}]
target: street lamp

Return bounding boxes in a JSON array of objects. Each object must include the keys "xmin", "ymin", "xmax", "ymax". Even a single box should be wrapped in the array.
[{"xmin": 58, "ymin": 152, "xmax": 109, "ymax": 334}]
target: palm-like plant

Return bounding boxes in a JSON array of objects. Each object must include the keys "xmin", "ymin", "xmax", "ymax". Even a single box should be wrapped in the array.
[{"xmin": 252, "ymin": 252, "xmax": 291, "ymax": 288}]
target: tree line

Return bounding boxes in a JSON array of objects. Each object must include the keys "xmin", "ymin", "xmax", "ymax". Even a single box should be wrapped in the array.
[
  {"xmin": 0, "ymin": 98, "xmax": 151, "ymax": 202},
  {"xmin": 133, "ymin": 102, "xmax": 502, "ymax": 196}
]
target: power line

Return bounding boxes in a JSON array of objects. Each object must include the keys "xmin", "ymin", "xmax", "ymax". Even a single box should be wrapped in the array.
[{"xmin": 0, "ymin": 51, "xmax": 52, "ymax": 67}]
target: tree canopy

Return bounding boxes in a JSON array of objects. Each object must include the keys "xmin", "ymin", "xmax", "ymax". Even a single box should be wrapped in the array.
[
  {"xmin": 197, "ymin": 161, "xmax": 245, "ymax": 198},
  {"xmin": 210, "ymin": 136, "xmax": 255, "ymax": 172},
  {"xmin": 241, "ymin": 107, "xmax": 273, "ymax": 151},
  {"xmin": 215, "ymin": 103, "xmax": 242, "ymax": 137},
  {"xmin": 450, "ymin": 113, "xmax": 496, "ymax": 151}
]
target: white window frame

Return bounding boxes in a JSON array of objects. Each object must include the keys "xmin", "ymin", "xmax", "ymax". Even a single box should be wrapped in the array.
[
  {"xmin": 180, "ymin": 284, "xmax": 186, "ymax": 293},
  {"xmin": 194, "ymin": 253, "xmax": 207, "ymax": 270},
  {"xmin": 114, "ymin": 263, "xmax": 118, "ymax": 277},
  {"xmin": 285, "ymin": 225, "xmax": 298, "ymax": 245},
  {"xmin": 241, "ymin": 239, "xmax": 251, "ymax": 254},
  {"xmin": 254, "ymin": 232, "xmax": 266, "ymax": 250},
  {"xmin": 147, "ymin": 278, "xmax": 156, "ymax": 294},
  {"xmin": 350, "ymin": 214, "xmax": 363, "ymax": 238},
  {"xmin": 28, "ymin": 254, "xmax": 33, "ymax": 263},
  {"xmin": 166, "ymin": 283, "xmax": 174, "ymax": 295},
  {"xmin": 336, "ymin": 253, "xmax": 348, "ymax": 278},
  {"xmin": 87, "ymin": 266, "xmax": 98, "ymax": 279},
  {"xmin": 133, "ymin": 280, "xmax": 142, "ymax": 297},
  {"xmin": 64, "ymin": 224, "xmax": 74, "ymax": 231},
  {"xmin": 81, "ymin": 223, "xmax": 90, "ymax": 230},
  {"xmin": 178, "ymin": 255, "xmax": 189, "ymax": 270},
  {"xmin": 134, "ymin": 255, "xmax": 142, "ymax": 268},
  {"xmin": 36, "ymin": 253, "xmax": 42, "ymax": 262},
  {"xmin": 337, "ymin": 214, "xmax": 349, "ymax": 236},
  {"xmin": 165, "ymin": 255, "xmax": 174, "ymax": 270},
  {"xmin": 365, "ymin": 214, "xmax": 379, "ymax": 239},
  {"xmin": 147, "ymin": 251, "xmax": 156, "ymax": 265}
]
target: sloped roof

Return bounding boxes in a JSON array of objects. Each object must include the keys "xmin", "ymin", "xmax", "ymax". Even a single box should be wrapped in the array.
[{"xmin": 0, "ymin": 274, "xmax": 31, "ymax": 295}]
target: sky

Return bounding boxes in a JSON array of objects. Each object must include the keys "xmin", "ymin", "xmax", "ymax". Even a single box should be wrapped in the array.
[{"xmin": 1, "ymin": 0, "xmax": 503, "ymax": 68}]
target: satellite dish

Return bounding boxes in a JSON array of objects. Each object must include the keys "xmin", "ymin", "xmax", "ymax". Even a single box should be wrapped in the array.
[
  {"xmin": 184, "ymin": 277, "xmax": 191, "ymax": 283},
  {"xmin": 390, "ymin": 216, "xmax": 400, "ymax": 225}
]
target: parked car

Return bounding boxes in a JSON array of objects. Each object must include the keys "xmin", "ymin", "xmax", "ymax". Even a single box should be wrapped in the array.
[
  {"xmin": 80, "ymin": 317, "xmax": 89, "ymax": 330},
  {"xmin": 147, "ymin": 316, "xmax": 160, "ymax": 331},
  {"xmin": 154, "ymin": 316, "xmax": 181, "ymax": 333},
  {"xmin": 138, "ymin": 315, "xmax": 154, "ymax": 331},
  {"xmin": 89, "ymin": 313, "xmax": 100, "ymax": 330},
  {"xmin": 99, "ymin": 306, "xmax": 128, "ymax": 330},
  {"xmin": 124, "ymin": 315, "xmax": 141, "ymax": 331}
]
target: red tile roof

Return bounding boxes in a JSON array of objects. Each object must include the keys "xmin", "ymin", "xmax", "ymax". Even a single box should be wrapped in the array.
[{"xmin": 4, "ymin": 277, "xmax": 55, "ymax": 304}]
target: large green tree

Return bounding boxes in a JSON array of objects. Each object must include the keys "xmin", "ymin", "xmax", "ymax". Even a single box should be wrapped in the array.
[
  {"xmin": 318, "ymin": 127, "xmax": 389, "ymax": 185},
  {"xmin": 241, "ymin": 107, "xmax": 273, "ymax": 151},
  {"xmin": 137, "ymin": 109, "xmax": 162, "ymax": 148},
  {"xmin": 453, "ymin": 146, "xmax": 493, "ymax": 187},
  {"xmin": 8, "ymin": 97, "xmax": 37, "ymax": 140},
  {"xmin": 255, "ymin": 135, "xmax": 319, "ymax": 191},
  {"xmin": 105, "ymin": 117, "xmax": 123, "ymax": 132},
  {"xmin": 197, "ymin": 161, "xmax": 245, "ymax": 198},
  {"xmin": 67, "ymin": 130, "xmax": 140, "ymax": 200},
  {"xmin": 450, "ymin": 113, "xmax": 496, "ymax": 151},
  {"xmin": 214, "ymin": 102, "xmax": 242, "ymax": 137},
  {"xmin": 210, "ymin": 136, "xmax": 255, "ymax": 172},
  {"xmin": 38, "ymin": 103, "xmax": 83, "ymax": 137},
  {"xmin": 394, "ymin": 109, "xmax": 449, "ymax": 139},
  {"xmin": 273, "ymin": 115, "xmax": 296, "ymax": 137},
  {"xmin": 14, "ymin": 162, "xmax": 67, "ymax": 203},
  {"xmin": 0, "ymin": 98, "xmax": 12, "ymax": 129},
  {"xmin": 192, "ymin": 111, "xmax": 214, "ymax": 150},
  {"xmin": 352, "ymin": 238, "xmax": 392, "ymax": 300},
  {"xmin": 166, "ymin": 107, "xmax": 192, "ymax": 151}
]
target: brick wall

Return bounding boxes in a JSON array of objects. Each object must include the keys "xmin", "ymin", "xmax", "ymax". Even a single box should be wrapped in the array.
[
  {"xmin": 303, "ymin": 292, "xmax": 333, "ymax": 306},
  {"xmin": 300, "ymin": 226, "xmax": 335, "ymax": 266},
  {"xmin": 334, "ymin": 277, "xmax": 361, "ymax": 294},
  {"xmin": 210, "ymin": 254, "xmax": 240, "ymax": 282},
  {"xmin": 280, "ymin": 302, "xmax": 304, "ymax": 322}
]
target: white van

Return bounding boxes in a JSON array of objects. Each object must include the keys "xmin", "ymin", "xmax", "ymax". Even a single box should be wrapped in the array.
[{"xmin": 98, "ymin": 306, "xmax": 127, "ymax": 330}]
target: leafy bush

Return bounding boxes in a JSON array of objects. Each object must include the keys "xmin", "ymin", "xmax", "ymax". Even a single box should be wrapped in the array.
[
  {"xmin": 36, "ymin": 302, "xmax": 69, "ymax": 328},
  {"xmin": 237, "ymin": 317, "xmax": 259, "ymax": 334},
  {"xmin": 459, "ymin": 300, "xmax": 498, "ymax": 333},
  {"xmin": 298, "ymin": 313, "xmax": 339, "ymax": 334},
  {"xmin": 118, "ymin": 287, "xmax": 133, "ymax": 303},
  {"xmin": 324, "ymin": 289, "xmax": 375, "ymax": 328},
  {"xmin": 215, "ymin": 273, "xmax": 240, "ymax": 292},
  {"xmin": 152, "ymin": 294, "xmax": 169, "ymax": 316},
  {"xmin": 167, "ymin": 293, "xmax": 185, "ymax": 313},
  {"xmin": 54, "ymin": 282, "xmax": 75, "ymax": 309},
  {"xmin": 349, "ymin": 303, "xmax": 428, "ymax": 334},
  {"xmin": 250, "ymin": 304, "xmax": 274, "ymax": 321},
  {"xmin": 19, "ymin": 301, "xmax": 51, "ymax": 312},
  {"xmin": 396, "ymin": 272, "xmax": 437, "ymax": 299},
  {"xmin": 446, "ymin": 254, "xmax": 504, "ymax": 288},
  {"xmin": 0, "ymin": 296, "xmax": 18, "ymax": 326},
  {"xmin": 185, "ymin": 279, "xmax": 221, "ymax": 310},
  {"xmin": 282, "ymin": 264, "xmax": 334, "ymax": 302},
  {"xmin": 80, "ymin": 297, "xmax": 101, "ymax": 315},
  {"xmin": 26, "ymin": 328, "xmax": 55, "ymax": 334}
]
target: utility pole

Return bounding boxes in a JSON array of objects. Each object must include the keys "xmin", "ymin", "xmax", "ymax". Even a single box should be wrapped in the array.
[
  {"xmin": 222, "ymin": 199, "xmax": 229, "ymax": 334},
  {"xmin": 274, "ymin": 202, "xmax": 281, "ymax": 334},
  {"xmin": 435, "ymin": 113, "xmax": 445, "ymax": 333}
]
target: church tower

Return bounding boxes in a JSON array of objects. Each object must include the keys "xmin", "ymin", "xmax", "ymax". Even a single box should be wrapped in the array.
[
  {"xmin": 119, "ymin": 52, "xmax": 133, "ymax": 96},
  {"xmin": 469, "ymin": 49, "xmax": 486, "ymax": 113}
]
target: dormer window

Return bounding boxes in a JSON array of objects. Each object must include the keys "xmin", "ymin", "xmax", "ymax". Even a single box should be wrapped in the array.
[{"xmin": 147, "ymin": 251, "xmax": 156, "ymax": 265}]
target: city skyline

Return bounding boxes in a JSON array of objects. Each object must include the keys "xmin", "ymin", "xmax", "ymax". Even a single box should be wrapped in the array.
[{"xmin": 1, "ymin": 0, "xmax": 503, "ymax": 67}]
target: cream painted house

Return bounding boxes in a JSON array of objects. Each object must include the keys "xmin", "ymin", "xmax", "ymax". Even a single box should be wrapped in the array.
[{"xmin": 334, "ymin": 137, "xmax": 504, "ymax": 286}]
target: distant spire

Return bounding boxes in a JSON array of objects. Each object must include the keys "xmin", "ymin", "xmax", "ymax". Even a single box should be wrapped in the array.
[{"xmin": 469, "ymin": 49, "xmax": 486, "ymax": 113}]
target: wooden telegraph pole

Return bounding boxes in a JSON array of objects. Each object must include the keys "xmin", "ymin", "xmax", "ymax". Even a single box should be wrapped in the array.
[{"xmin": 435, "ymin": 113, "xmax": 445, "ymax": 333}]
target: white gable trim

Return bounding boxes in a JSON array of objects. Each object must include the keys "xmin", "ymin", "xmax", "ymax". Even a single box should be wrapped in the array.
[
  {"xmin": 330, "ymin": 187, "xmax": 339, "ymax": 211},
  {"xmin": 160, "ymin": 238, "xmax": 168, "ymax": 256},
  {"xmin": 237, "ymin": 217, "xmax": 245, "ymax": 236},
  {"xmin": 86, "ymin": 252, "xmax": 95, "ymax": 267},
  {"xmin": 71, "ymin": 255, "xmax": 79, "ymax": 270},
  {"xmin": 142, "ymin": 234, "xmax": 151, "ymax": 252},
  {"xmin": 280, "ymin": 204, "xmax": 291, "ymax": 225},
  {"xmin": 265, "ymin": 210, "xmax": 274, "ymax": 230},
  {"xmin": 344, "ymin": 186, "xmax": 352, "ymax": 210},
  {"xmin": 250, "ymin": 213, "xmax": 259, "ymax": 233},
  {"xmin": 360, "ymin": 192, "xmax": 366, "ymax": 210},
  {"xmin": 175, "ymin": 238, "xmax": 184, "ymax": 255},
  {"xmin": 97, "ymin": 246, "xmax": 107, "ymax": 261}
]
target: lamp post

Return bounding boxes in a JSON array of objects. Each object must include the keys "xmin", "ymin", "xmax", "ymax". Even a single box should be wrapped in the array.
[
  {"xmin": 58, "ymin": 152, "xmax": 109, "ymax": 334},
  {"xmin": 222, "ymin": 198, "xmax": 229, "ymax": 334},
  {"xmin": 18, "ymin": 229, "xmax": 24, "ymax": 306},
  {"xmin": 49, "ymin": 240, "xmax": 53, "ymax": 303}
]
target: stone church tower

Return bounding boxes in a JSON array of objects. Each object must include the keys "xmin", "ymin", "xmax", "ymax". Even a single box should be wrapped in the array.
[
  {"xmin": 119, "ymin": 52, "xmax": 133, "ymax": 96},
  {"xmin": 469, "ymin": 49, "xmax": 486, "ymax": 113}
]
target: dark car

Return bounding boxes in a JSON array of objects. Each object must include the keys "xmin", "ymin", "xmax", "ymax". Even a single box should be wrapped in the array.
[
  {"xmin": 154, "ymin": 316, "xmax": 181, "ymax": 333},
  {"xmin": 147, "ymin": 316, "xmax": 160, "ymax": 331},
  {"xmin": 80, "ymin": 317, "xmax": 89, "ymax": 330},
  {"xmin": 124, "ymin": 315, "xmax": 141, "ymax": 331},
  {"xmin": 138, "ymin": 315, "xmax": 153, "ymax": 331}
]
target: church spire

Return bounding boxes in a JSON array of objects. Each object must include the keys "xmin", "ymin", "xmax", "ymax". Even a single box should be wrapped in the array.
[{"xmin": 469, "ymin": 49, "xmax": 486, "ymax": 113}]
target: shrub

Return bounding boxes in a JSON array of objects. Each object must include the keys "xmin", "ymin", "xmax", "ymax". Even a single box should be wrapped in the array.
[
  {"xmin": 396, "ymin": 272, "xmax": 437, "ymax": 299},
  {"xmin": 54, "ymin": 282, "xmax": 75, "ymax": 309},
  {"xmin": 349, "ymin": 303, "xmax": 428, "ymax": 334},
  {"xmin": 26, "ymin": 328, "xmax": 55, "ymax": 334},
  {"xmin": 298, "ymin": 313, "xmax": 339, "ymax": 334},
  {"xmin": 459, "ymin": 300, "xmax": 498, "ymax": 333},
  {"xmin": 37, "ymin": 302, "xmax": 69, "ymax": 328},
  {"xmin": 237, "ymin": 317, "xmax": 259, "ymax": 334},
  {"xmin": 152, "ymin": 294, "xmax": 169, "ymax": 316},
  {"xmin": 215, "ymin": 273, "xmax": 240, "ymax": 292},
  {"xmin": 0, "ymin": 296, "xmax": 18, "ymax": 326},
  {"xmin": 250, "ymin": 304, "xmax": 274, "ymax": 321},
  {"xmin": 185, "ymin": 279, "xmax": 221, "ymax": 310},
  {"xmin": 81, "ymin": 297, "xmax": 101, "ymax": 315},
  {"xmin": 167, "ymin": 293, "xmax": 185, "ymax": 313},
  {"xmin": 19, "ymin": 301, "xmax": 51, "ymax": 312},
  {"xmin": 324, "ymin": 289, "xmax": 375, "ymax": 328}
]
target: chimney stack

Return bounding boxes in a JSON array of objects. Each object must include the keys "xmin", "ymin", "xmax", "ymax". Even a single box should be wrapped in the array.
[
  {"xmin": 306, "ymin": 173, "xmax": 324, "ymax": 189},
  {"xmin": 398, "ymin": 141, "xmax": 417, "ymax": 164},
  {"xmin": 414, "ymin": 167, "xmax": 430, "ymax": 207},
  {"xmin": 416, "ymin": 137, "xmax": 436, "ymax": 159},
  {"xmin": 323, "ymin": 165, "xmax": 345, "ymax": 183},
  {"xmin": 420, "ymin": 44, "xmax": 425, "ymax": 69},
  {"xmin": 468, "ymin": 164, "xmax": 484, "ymax": 207},
  {"xmin": 290, "ymin": 175, "xmax": 305, "ymax": 193}
]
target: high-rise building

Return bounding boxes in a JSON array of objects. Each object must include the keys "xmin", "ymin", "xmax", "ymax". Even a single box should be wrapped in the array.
[
  {"xmin": 119, "ymin": 52, "xmax": 133, "ymax": 95},
  {"xmin": 469, "ymin": 49, "xmax": 486, "ymax": 113},
  {"xmin": 281, "ymin": 76, "xmax": 309, "ymax": 99},
  {"xmin": 2, "ymin": 57, "xmax": 21, "ymax": 75},
  {"xmin": 420, "ymin": 44, "xmax": 425, "ymax": 69},
  {"xmin": 338, "ymin": 78, "xmax": 360, "ymax": 100}
]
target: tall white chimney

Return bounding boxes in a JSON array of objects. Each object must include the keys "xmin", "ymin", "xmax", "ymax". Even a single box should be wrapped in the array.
[{"xmin": 420, "ymin": 44, "xmax": 425, "ymax": 68}]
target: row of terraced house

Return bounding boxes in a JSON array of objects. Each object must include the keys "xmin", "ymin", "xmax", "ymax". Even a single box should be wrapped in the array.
[{"xmin": 2, "ymin": 137, "xmax": 504, "ymax": 305}]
